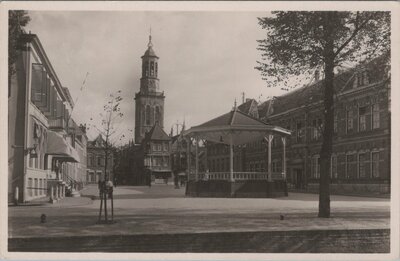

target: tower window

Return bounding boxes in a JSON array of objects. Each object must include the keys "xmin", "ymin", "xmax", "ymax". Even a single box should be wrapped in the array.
[
  {"xmin": 146, "ymin": 105, "xmax": 151, "ymax": 125},
  {"xmin": 144, "ymin": 61, "xmax": 149, "ymax": 77},
  {"xmin": 155, "ymin": 62, "xmax": 158, "ymax": 77},
  {"xmin": 150, "ymin": 61, "xmax": 155, "ymax": 76},
  {"xmin": 155, "ymin": 106, "xmax": 160, "ymax": 125}
]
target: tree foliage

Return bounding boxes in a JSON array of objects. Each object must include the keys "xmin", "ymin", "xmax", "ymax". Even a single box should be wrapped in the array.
[
  {"xmin": 256, "ymin": 12, "xmax": 390, "ymax": 89},
  {"xmin": 9, "ymin": 10, "xmax": 31, "ymax": 77},
  {"xmin": 256, "ymin": 11, "xmax": 390, "ymax": 218}
]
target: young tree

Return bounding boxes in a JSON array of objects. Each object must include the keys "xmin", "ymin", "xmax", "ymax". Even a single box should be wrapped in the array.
[
  {"xmin": 89, "ymin": 91, "xmax": 124, "ymax": 223},
  {"xmin": 256, "ymin": 11, "xmax": 390, "ymax": 217}
]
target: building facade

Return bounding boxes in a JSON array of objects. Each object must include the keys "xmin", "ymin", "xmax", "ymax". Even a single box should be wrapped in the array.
[
  {"xmin": 86, "ymin": 135, "xmax": 114, "ymax": 184},
  {"xmin": 8, "ymin": 33, "xmax": 86, "ymax": 203},
  {"xmin": 142, "ymin": 125, "xmax": 172, "ymax": 183},
  {"xmin": 261, "ymin": 55, "xmax": 390, "ymax": 195},
  {"xmin": 206, "ymin": 55, "xmax": 390, "ymax": 196}
]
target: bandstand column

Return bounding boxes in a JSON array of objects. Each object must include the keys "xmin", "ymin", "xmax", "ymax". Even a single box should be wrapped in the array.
[
  {"xmin": 204, "ymin": 140, "xmax": 208, "ymax": 171},
  {"xmin": 186, "ymin": 138, "xmax": 191, "ymax": 181},
  {"xmin": 195, "ymin": 136, "xmax": 199, "ymax": 181},
  {"xmin": 230, "ymin": 134, "xmax": 234, "ymax": 182},
  {"xmin": 282, "ymin": 137, "xmax": 287, "ymax": 180},
  {"xmin": 266, "ymin": 134, "xmax": 273, "ymax": 182}
]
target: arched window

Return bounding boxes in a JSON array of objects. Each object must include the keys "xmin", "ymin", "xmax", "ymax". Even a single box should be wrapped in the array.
[
  {"xmin": 155, "ymin": 106, "xmax": 160, "ymax": 125},
  {"xmin": 150, "ymin": 61, "xmax": 155, "ymax": 76},
  {"xmin": 144, "ymin": 61, "xmax": 149, "ymax": 77},
  {"xmin": 155, "ymin": 62, "xmax": 158, "ymax": 77},
  {"xmin": 146, "ymin": 105, "xmax": 150, "ymax": 125},
  {"xmin": 150, "ymin": 106, "xmax": 155, "ymax": 125}
]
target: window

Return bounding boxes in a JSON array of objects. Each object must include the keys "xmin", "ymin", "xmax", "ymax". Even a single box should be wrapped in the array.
[
  {"xmin": 164, "ymin": 157, "xmax": 168, "ymax": 167},
  {"xmin": 331, "ymin": 155, "xmax": 338, "ymax": 179},
  {"xmin": 34, "ymin": 178, "xmax": 38, "ymax": 196},
  {"xmin": 311, "ymin": 155, "xmax": 320, "ymax": 179},
  {"xmin": 359, "ymin": 106, "xmax": 367, "ymax": 132},
  {"xmin": 155, "ymin": 62, "xmax": 158, "ymax": 77},
  {"xmin": 371, "ymin": 152, "xmax": 380, "ymax": 178},
  {"xmin": 372, "ymin": 104, "xmax": 380, "ymax": 129},
  {"xmin": 312, "ymin": 119, "xmax": 320, "ymax": 140},
  {"xmin": 296, "ymin": 122, "xmax": 304, "ymax": 142},
  {"xmin": 28, "ymin": 178, "xmax": 33, "ymax": 197},
  {"xmin": 353, "ymin": 70, "xmax": 369, "ymax": 88},
  {"xmin": 346, "ymin": 154, "xmax": 357, "ymax": 179},
  {"xmin": 358, "ymin": 153, "xmax": 366, "ymax": 178},
  {"xmin": 144, "ymin": 61, "xmax": 149, "ymax": 76},
  {"xmin": 346, "ymin": 110, "xmax": 353, "ymax": 132},
  {"xmin": 150, "ymin": 61, "xmax": 155, "ymax": 76},
  {"xmin": 155, "ymin": 107, "xmax": 160, "ymax": 125},
  {"xmin": 146, "ymin": 105, "xmax": 151, "ymax": 125},
  {"xmin": 163, "ymin": 143, "xmax": 168, "ymax": 151},
  {"xmin": 97, "ymin": 156, "xmax": 102, "ymax": 166}
]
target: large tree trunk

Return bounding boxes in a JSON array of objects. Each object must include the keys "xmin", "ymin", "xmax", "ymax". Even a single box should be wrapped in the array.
[{"xmin": 319, "ymin": 12, "xmax": 336, "ymax": 218}]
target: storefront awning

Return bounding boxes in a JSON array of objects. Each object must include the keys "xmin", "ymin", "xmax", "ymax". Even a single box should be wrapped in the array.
[{"xmin": 47, "ymin": 131, "xmax": 80, "ymax": 163}]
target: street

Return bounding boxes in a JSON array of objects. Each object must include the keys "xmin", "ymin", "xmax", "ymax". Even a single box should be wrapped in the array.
[{"xmin": 8, "ymin": 184, "xmax": 390, "ymax": 252}]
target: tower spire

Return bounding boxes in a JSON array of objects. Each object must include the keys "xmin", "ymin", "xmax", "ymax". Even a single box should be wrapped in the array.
[{"xmin": 148, "ymin": 27, "xmax": 153, "ymax": 48}]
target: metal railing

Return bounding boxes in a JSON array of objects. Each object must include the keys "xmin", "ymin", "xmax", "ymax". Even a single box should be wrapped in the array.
[
  {"xmin": 189, "ymin": 171, "xmax": 285, "ymax": 181},
  {"xmin": 48, "ymin": 116, "xmax": 66, "ymax": 129}
]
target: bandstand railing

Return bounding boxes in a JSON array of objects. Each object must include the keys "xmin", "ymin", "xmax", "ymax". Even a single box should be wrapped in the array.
[{"xmin": 189, "ymin": 171, "xmax": 285, "ymax": 181}]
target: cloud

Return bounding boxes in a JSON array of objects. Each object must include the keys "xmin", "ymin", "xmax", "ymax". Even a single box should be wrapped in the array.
[{"xmin": 25, "ymin": 11, "xmax": 283, "ymax": 145}]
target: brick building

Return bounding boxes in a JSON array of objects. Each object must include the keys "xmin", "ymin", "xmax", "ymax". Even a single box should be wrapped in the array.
[{"xmin": 207, "ymin": 55, "xmax": 390, "ymax": 196}]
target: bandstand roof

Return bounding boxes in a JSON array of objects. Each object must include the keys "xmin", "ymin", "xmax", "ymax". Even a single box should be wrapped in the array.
[{"xmin": 183, "ymin": 108, "xmax": 291, "ymax": 146}]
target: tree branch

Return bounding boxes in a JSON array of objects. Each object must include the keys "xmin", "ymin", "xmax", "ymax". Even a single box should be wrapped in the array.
[{"xmin": 334, "ymin": 13, "xmax": 374, "ymax": 58}]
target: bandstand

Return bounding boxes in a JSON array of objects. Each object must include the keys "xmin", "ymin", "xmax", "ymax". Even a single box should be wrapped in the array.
[{"xmin": 183, "ymin": 108, "xmax": 291, "ymax": 198}]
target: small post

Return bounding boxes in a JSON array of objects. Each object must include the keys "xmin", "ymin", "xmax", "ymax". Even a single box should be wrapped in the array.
[
  {"xmin": 195, "ymin": 136, "xmax": 199, "ymax": 181},
  {"xmin": 186, "ymin": 138, "xmax": 191, "ymax": 181},
  {"xmin": 50, "ymin": 186, "xmax": 54, "ymax": 202},
  {"xmin": 14, "ymin": 186, "xmax": 19, "ymax": 205},
  {"xmin": 229, "ymin": 134, "xmax": 234, "ymax": 182},
  {"xmin": 282, "ymin": 137, "xmax": 287, "ymax": 180},
  {"xmin": 55, "ymin": 186, "xmax": 59, "ymax": 200}
]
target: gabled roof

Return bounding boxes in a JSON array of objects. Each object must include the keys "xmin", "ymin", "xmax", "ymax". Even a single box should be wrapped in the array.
[
  {"xmin": 184, "ymin": 108, "xmax": 291, "ymax": 146},
  {"xmin": 238, "ymin": 99, "xmax": 255, "ymax": 114},
  {"xmin": 197, "ymin": 108, "xmax": 267, "ymax": 129},
  {"xmin": 144, "ymin": 124, "xmax": 171, "ymax": 141}
]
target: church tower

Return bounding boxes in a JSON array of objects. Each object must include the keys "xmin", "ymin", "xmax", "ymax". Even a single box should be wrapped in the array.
[{"xmin": 134, "ymin": 33, "xmax": 165, "ymax": 144}]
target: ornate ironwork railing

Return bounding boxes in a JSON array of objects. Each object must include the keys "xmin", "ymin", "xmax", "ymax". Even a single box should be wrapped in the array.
[{"xmin": 189, "ymin": 171, "xmax": 285, "ymax": 181}]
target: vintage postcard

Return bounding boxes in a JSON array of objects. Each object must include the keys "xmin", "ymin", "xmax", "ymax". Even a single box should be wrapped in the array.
[{"xmin": 1, "ymin": 1, "xmax": 399, "ymax": 260}]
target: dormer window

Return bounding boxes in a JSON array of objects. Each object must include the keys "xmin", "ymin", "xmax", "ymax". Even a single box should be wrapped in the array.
[{"xmin": 353, "ymin": 70, "xmax": 369, "ymax": 88}]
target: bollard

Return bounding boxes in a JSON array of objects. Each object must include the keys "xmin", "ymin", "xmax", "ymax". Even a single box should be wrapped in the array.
[
  {"xmin": 55, "ymin": 186, "xmax": 59, "ymax": 200},
  {"xmin": 14, "ymin": 187, "xmax": 19, "ymax": 206},
  {"xmin": 50, "ymin": 186, "xmax": 54, "ymax": 202}
]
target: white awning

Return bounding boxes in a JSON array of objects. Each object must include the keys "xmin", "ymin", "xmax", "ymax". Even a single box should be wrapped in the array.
[{"xmin": 47, "ymin": 131, "xmax": 80, "ymax": 163}]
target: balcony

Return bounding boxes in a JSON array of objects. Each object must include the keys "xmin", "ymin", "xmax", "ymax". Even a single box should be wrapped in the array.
[{"xmin": 48, "ymin": 117, "xmax": 66, "ymax": 130}]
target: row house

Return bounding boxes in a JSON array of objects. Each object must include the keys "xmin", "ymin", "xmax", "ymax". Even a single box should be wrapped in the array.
[
  {"xmin": 8, "ymin": 33, "xmax": 86, "ymax": 203},
  {"xmin": 86, "ymin": 135, "xmax": 114, "ymax": 184}
]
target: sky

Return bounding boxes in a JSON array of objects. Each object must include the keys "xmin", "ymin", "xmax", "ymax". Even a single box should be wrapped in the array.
[{"xmin": 25, "ymin": 11, "xmax": 286, "ymax": 144}]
